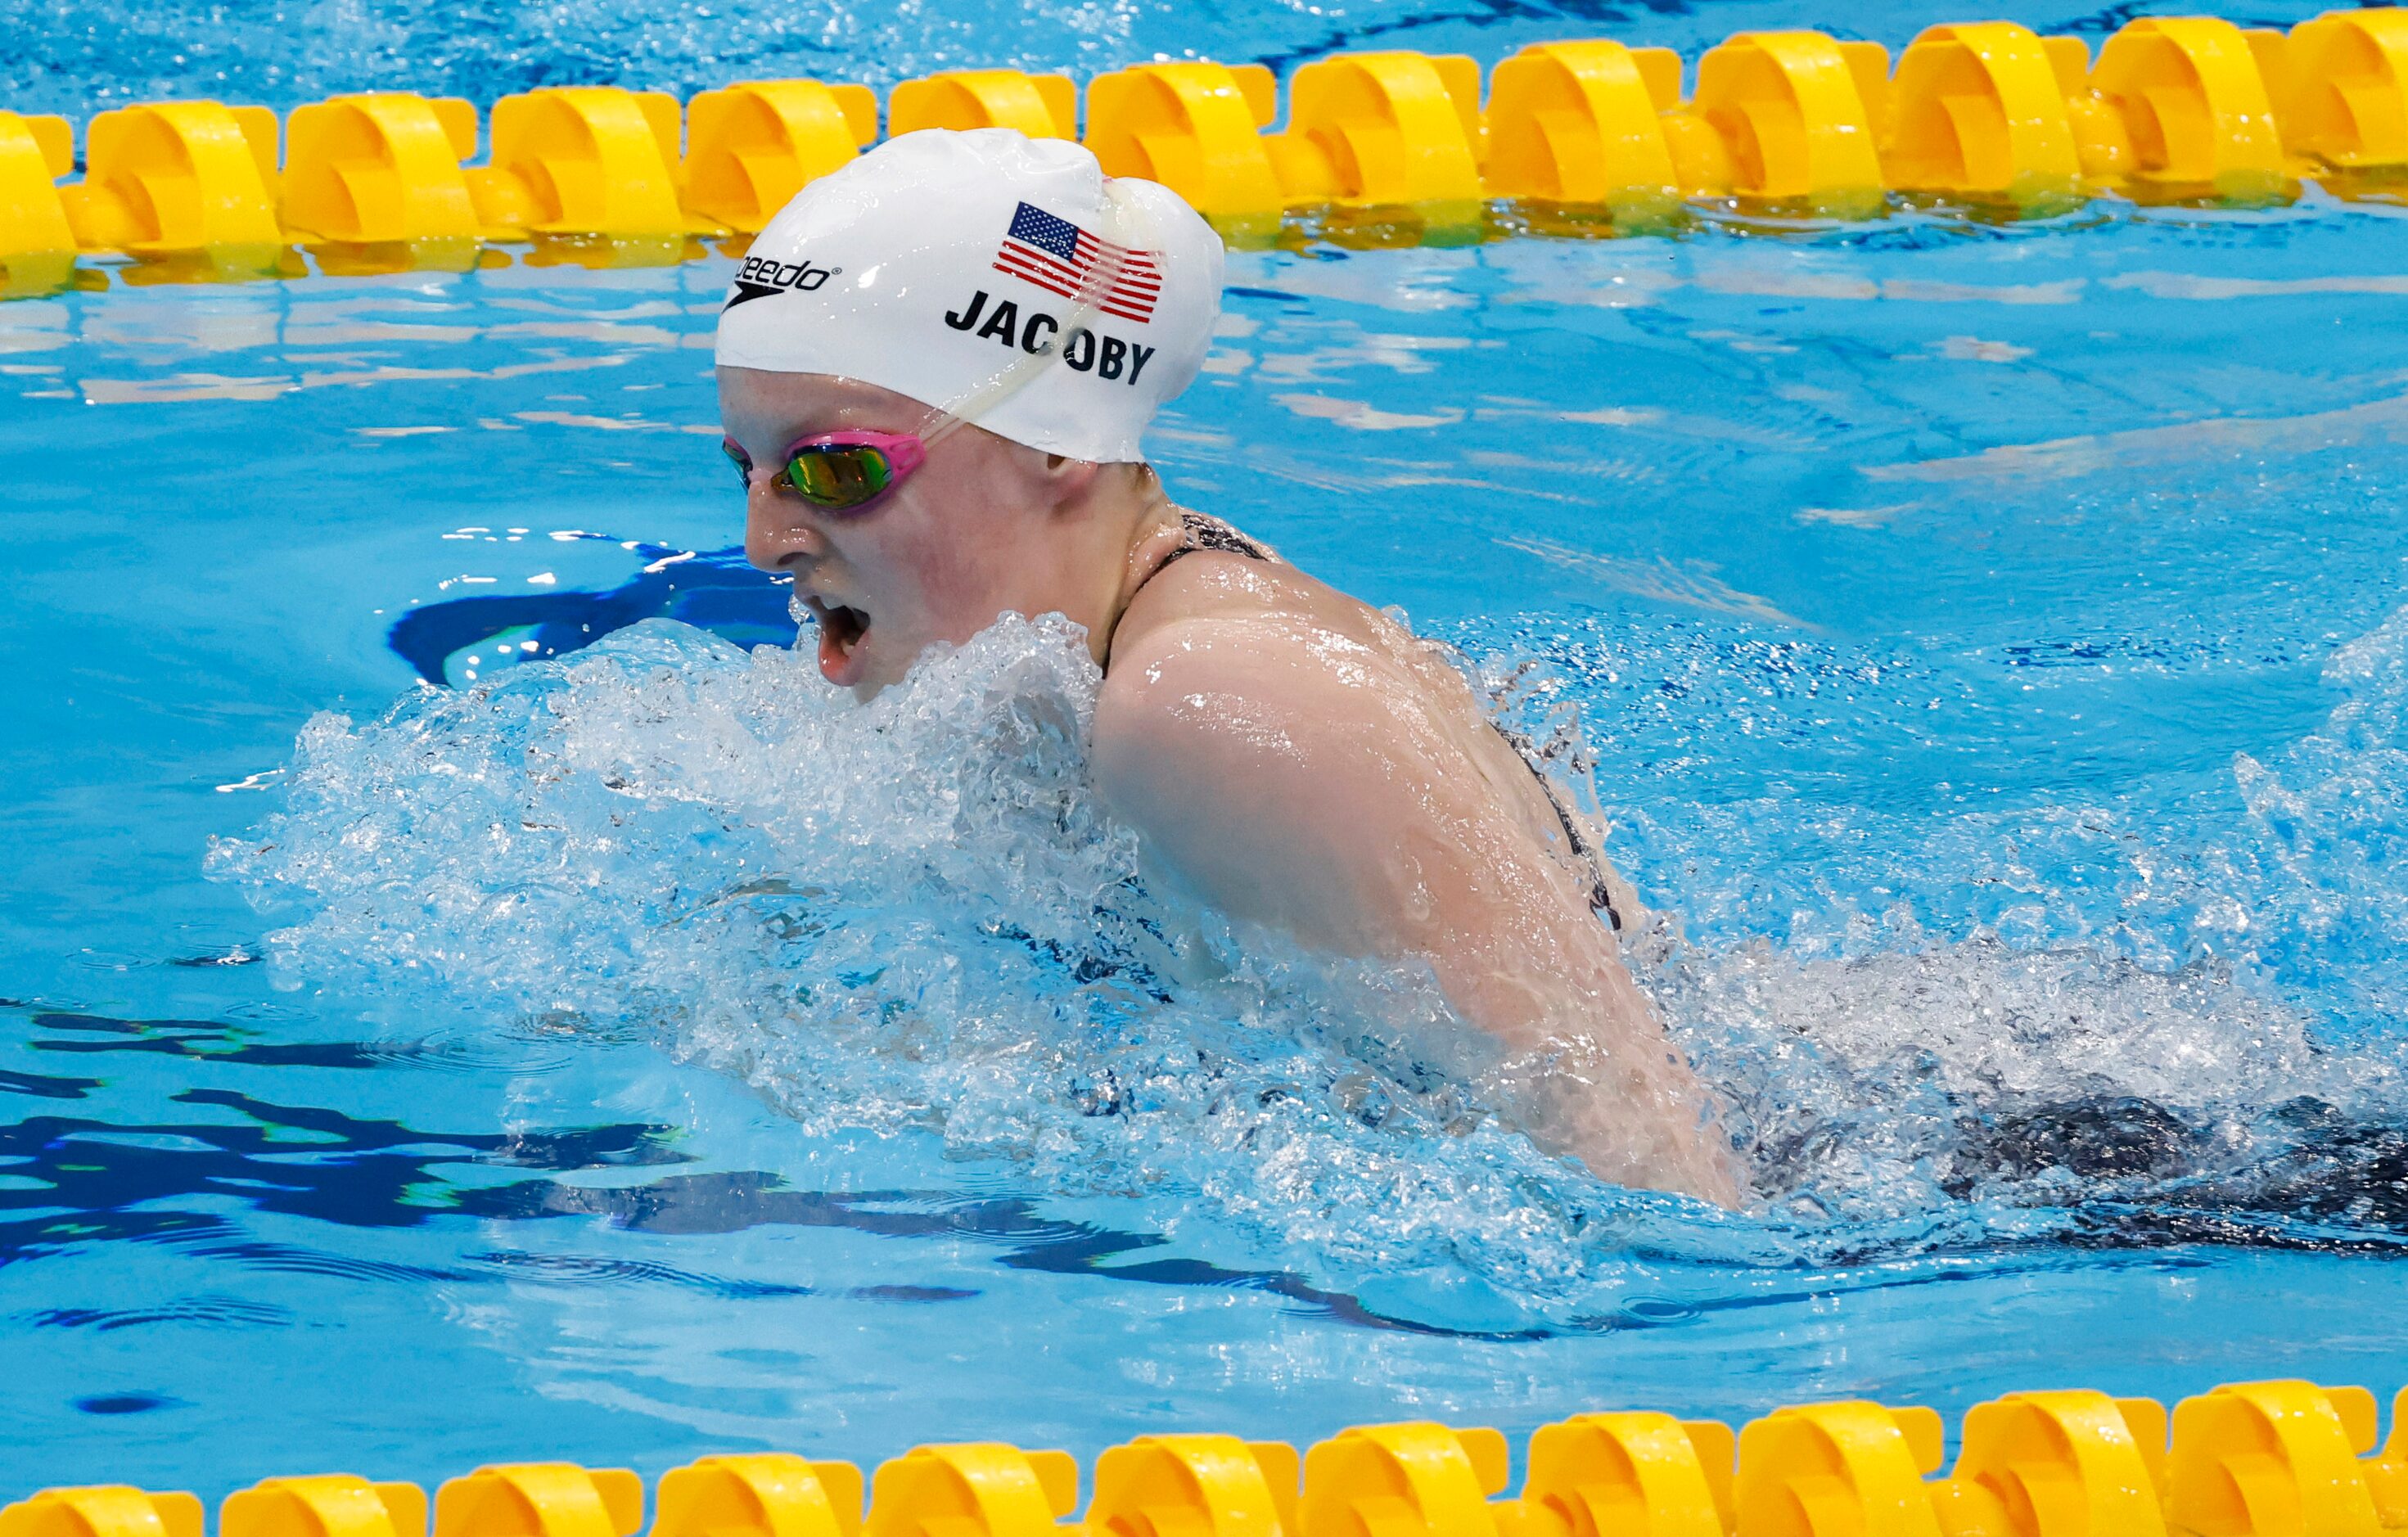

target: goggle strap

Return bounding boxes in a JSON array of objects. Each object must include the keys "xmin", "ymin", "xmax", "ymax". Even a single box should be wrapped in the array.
[{"xmin": 878, "ymin": 435, "xmax": 927, "ymax": 479}]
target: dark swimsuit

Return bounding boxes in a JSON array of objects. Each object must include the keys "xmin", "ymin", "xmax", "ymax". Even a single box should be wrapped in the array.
[{"xmin": 1108, "ymin": 512, "xmax": 1625, "ymax": 932}]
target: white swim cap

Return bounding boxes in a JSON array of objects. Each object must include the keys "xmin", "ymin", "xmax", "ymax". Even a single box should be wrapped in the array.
[{"xmin": 715, "ymin": 128, "xmax": 1224, "ymax": 465}]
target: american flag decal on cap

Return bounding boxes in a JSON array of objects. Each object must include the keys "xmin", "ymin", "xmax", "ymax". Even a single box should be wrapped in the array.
[{"xmin": 993, "ymin": 202, "xmax": 1163, "ymax": 323}]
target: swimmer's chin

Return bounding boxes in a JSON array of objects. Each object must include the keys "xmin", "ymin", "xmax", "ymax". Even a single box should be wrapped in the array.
[
  {"xmin": 818, "ymin": 629, "xmax": 872, "ymax": 690},
  {"xmin": 804, "ymin": 596, "xmax": 877, "ymax": 689}
]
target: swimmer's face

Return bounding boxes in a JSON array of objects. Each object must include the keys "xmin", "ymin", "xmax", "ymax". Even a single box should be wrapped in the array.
[{"xmin": 722, "ymin": 367, "xmax": 1094, "ymax": 696}]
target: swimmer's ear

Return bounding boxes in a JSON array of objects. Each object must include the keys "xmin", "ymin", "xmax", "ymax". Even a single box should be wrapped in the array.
[{"xmin": 1037, "ymin": 451, "xmax": 1102, "ymax": 511}]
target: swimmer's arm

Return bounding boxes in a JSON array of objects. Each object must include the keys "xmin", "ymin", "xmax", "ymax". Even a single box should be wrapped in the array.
[{"xmin": 1092, "ymin": 618, "xmax": 1735, "ymax": 1201}]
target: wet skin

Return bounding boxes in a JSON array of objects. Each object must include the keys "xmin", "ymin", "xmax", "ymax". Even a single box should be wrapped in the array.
[{"xmin": 723, "ymin": 366, "xmax": 1740, "ymax": 1204}]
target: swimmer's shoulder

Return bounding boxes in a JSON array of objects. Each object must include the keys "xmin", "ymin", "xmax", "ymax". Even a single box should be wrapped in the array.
[
  {"xmin": 1098, "ymin": 531, "xmax": 1447, "ymax": 804},
  {"xmin": 1105, "ymin": 514, "xmax": 1364, "ymax": 674}
]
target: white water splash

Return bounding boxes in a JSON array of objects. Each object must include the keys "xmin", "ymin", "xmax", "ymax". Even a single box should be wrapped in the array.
[
  {"xmin": 214, "ymin": 606, "xmax": 2408, "ymax": 1308},
  {"xmin": 213, "ymin": 616, "xmax": 1715, "ymax": 1303}
]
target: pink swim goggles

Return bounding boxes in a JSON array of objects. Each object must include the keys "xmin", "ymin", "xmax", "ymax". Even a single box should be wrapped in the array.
[{"xmin": 723, "ymin": 429, "xmax": 927, "ymax": 513}]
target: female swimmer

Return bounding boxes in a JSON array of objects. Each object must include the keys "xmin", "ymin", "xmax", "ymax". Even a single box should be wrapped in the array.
[{"xmin": 716, "ymin": 129, "xmax": 1738, "ymax": 1205}]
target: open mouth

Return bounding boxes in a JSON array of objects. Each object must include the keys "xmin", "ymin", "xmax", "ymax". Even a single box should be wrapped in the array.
[{"xmin": 803, "ymin": 595, "xmax": 873, "ymax": 685}]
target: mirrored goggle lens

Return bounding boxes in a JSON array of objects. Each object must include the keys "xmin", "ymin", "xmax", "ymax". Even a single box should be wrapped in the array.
[{"xmin": 787, "ymin": 445, "xmax": 896, "ymax": 509}]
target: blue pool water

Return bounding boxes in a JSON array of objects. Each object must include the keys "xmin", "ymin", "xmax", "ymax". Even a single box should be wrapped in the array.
[{"xmin": 8, "ymin": 0, "xmax": 2408, "ymax": 1498}]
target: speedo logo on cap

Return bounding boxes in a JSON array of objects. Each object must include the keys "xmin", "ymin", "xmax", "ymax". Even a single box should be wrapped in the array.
[{"xmin": 724, "ymin": 254, "xmax": 841, "ymax": 309}]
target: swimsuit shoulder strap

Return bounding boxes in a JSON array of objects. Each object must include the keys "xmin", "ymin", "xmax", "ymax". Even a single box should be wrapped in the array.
[
  {"xmin": 1492, "ymin": 721, "xmax": 1624, "ymax": 932},
  {"xmin": 1157, "ymin": 509, "xmax": 1274, "ymax": 572}
]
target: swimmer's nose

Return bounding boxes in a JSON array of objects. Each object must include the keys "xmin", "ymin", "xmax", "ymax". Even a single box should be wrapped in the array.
[{"xmin": 745, "ymin": 476, "xmax": 826, "ymax": 573}]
